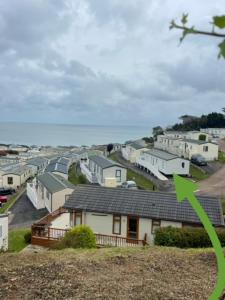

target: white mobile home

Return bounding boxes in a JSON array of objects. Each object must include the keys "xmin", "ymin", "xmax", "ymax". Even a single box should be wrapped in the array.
[
  {"xmin": 155, "ymin": 135, "xmax": 218, "ymax": 161},
  {"xmin": 122, "ymin": 142, "xmax": 148, "ymax": 163},
  {"xmin": 85, "ymin": 155, "xmax": 127, "ymax": 187},
  {"xmin": 137, "ymin": 149, "xmax": 190, "ymax": 176},
  {"xmin": 2, "ymin": 165, "xmax": 34, "ymax": 189},
  {"xmin": 201, "ymin": 128, "xmax": 225, "ymax": 138},
  {"xmin": 164, "ymin": 131, "xmax": 209, "ymax": 141},
  {"xmin": 27, "ymin": 172, "xmax": 75, "ymax": 212},
  {"xmin": 0, "ymin": 213, "xmax": 9, "ymax": 251},
  {"xmin": 26, "ymin": 157, "xmax": 48, "ymax": 175}
]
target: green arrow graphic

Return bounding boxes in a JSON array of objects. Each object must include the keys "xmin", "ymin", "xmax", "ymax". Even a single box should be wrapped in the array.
[{"xmin": 173, "ymin": 174, "xmax": 225, "ymax": 300}]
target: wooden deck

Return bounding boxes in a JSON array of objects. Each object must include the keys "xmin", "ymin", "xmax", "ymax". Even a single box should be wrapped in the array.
[{"xmin": 31, "ymin": 225, "xmax": 148, "ymax": 248}]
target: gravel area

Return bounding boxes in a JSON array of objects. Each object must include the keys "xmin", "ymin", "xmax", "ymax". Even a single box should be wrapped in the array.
[{"xmin": 0, "ymin": 247, "xmax": 224, "ymax": 300}]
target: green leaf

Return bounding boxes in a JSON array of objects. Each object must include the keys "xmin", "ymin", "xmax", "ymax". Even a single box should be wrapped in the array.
[
  {"xmin": 218, "ymin": 39, "xmax": 225, "ymax": 59},
  {"xmin": 213, "ymin": 15, "xmax": 225, "ymax": 29},
  {"xmin": 181, "ymin": 13, "xmax": 188, "ymax": 25}
]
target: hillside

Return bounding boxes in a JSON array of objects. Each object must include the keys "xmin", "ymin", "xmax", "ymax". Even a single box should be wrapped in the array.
[{"xmin": 0, "ymin": 247, "xmax": 224, "ymax": 300}]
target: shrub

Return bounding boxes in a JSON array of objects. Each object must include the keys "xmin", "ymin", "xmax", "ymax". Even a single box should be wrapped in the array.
[
  {"xmin": 78, "ymin": 174, "xmax": 88, "ymax": 184},
  {"xmin": 56, "ymin": 225, "xmax": 96, "ymax": 249},
  {"xmin": 154, "ymin": 226, "xmax": 225, "ymax": 248},
  {"xmin": 24, "ymin": 230, "xmax": 32, "ymax": 244}
]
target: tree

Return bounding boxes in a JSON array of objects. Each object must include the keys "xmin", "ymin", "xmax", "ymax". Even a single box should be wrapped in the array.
[
  {"xmin": 170, "ymin": 14, "xmax": 225, "ymax": 58},
  {"xmin": 152, "ymin": 126, "xmax": 164, "ymax": 140},
  {"xmin": 107, "ymin": 143, "xmax": 114, "ymax": 154}
]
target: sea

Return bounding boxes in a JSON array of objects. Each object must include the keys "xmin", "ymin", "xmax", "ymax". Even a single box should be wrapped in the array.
[{"xmin": 0, "ymin": 122, "xmax": 151, "ymax": 147}]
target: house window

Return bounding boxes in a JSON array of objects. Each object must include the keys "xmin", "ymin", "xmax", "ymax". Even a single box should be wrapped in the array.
[
  {"xmin": 70, "ymin": 211, "xmax": 82, "ymax": 227},
  {"xmin": 182, "ymin": 162, "xmax": 185, "ymax": 168},
  {"xmin": 203, "ymin": 146, "xmax": 208, "ymax": 152},
  {"xmin": 151, "ymin": 219, "xmax": 161, "ymax": 234},
  {"xmin": 115, "ymin": 170, "xmax": 121, "ymax": 182},
  {"xmin": 46, "ymin": 191, "xmax": 50, "ymax": 200},
  {"xmin": 8, "ymin": 177, "xmax": 13, "ymax": 185},
  {"xmin": 113, "ymin": 215, "xmax": 121, "ymax": 235}
]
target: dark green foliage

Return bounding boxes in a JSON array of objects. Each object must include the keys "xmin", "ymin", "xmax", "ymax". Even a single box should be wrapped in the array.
[
  {"xmin": 24, "ymin": 230, "xmax": 32, "ymax": 244},
  {"xmin": 199, "ymin": 134, "xmax": 207, "ymax": 141},
  {"xmin": 221, "ymin": 199, "xmax": 225, "ymax": 215},
  {"xmin": 107, "ymin": 143, "xmax": 114, "ymax": 154},
  {"xmin": 55, "ymin": 225, "xmax": 96, "ymax": 249},
  {"xmin": 78, "ymin": 174, "xmax": 88, "ymax": 184},
  {"xmin": 171, "ymin": 112, "xmax": 225, "ymax": 131},
  {"xmin": 154, "ymin": 226, "xmax": 225, "ymax": 248},
  {"xmin": 142, "ymin": 137, "xmax": 154, "ymax": 144}
]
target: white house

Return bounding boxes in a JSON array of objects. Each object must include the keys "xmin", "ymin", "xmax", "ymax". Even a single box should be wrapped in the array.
[
  {"xmin": 136, "ymin": 149, "xmax": 190, "ymax": 177},
  {"xmin": 155, "ymin": 135, "xmax": 218, "ymax": 161},
  {"xmin": 27, "ymin": 172, "xmax": 75, "ymax": 212},
  {"xmin": 201, "ymin": 128, "xmax": 225, "ymax": 138},
  {"xmin": 0, "ymin": 157, "xmax": 20, "ymax": 166},
  {"xmin": 0, "ymin": 213, "xmax": 9, "ymax": 251},
  {"xmin": 31, "ymin": 185, "xmax": 224, "ymax": 247},
  {"xmin": 81, "ymin": 155, "xmax": 127, "ymax": 187},
  {"xmin": 164, "ymin": 131, "xmax": 209, "ymax": 141},
  {"xmin": 122, "ymin": 142, "xmax": 148, "ymax": 163}
]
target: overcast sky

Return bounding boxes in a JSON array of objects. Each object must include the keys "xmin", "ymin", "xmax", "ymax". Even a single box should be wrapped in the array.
[{"xmin": 0, "ymin": 0, "xmax": 224, "ymax": 127}]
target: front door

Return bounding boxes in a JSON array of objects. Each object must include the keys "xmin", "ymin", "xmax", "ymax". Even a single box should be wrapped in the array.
[{"xmin": 127, "ymin": 216, "xmax": 139, "ymax": 240}]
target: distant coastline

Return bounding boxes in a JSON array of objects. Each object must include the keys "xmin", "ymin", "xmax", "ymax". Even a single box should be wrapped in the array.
[{"xmin": 0, "ymin": 122, "xmax": 151, "ymax": 147}]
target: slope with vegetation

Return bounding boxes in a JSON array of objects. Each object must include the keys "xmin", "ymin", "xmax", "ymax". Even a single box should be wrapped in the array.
[{"xmin": 0, "ymin": 247, "xmax": 223, "ymax": 300}]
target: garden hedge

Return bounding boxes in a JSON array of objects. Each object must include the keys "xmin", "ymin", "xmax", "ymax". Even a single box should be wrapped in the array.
[{"xmin": 154, "ymin": 226, "xmax": 225, "ymax": 248}]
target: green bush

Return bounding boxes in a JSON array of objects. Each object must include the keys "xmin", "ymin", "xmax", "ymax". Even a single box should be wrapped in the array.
[
  {"xmin": 24, "ymin": 230, "xmax": 32, "ymax": 244},
  {"xmin": 154, "ymin": 226, "xmax": 225, "ymax": 248},
  {"xmin": 56, "ymin": 225, "xmax": 96, "ymax": 249},
  {"xmin": 78, "ymin": 174, "xmax": 88, "ymax": 184}
]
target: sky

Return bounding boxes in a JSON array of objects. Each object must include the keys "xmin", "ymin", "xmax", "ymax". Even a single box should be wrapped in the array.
[{"xmin": 0, "ymin": 0, "xmax": 224, "ymax": 128}]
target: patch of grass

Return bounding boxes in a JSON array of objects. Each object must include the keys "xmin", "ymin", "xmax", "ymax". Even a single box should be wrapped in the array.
[
  {"xmin": 218, "ymin": 151, "xmax": 225, "ymax": 164},
  {"xmin": 0, "ymin": 194, "xmax": 18, "ymax": 214},
  {"xmin": 8, "ymin": 228, "xmax": 30, "ymax": 252},
  {"xmin": 109, "ymin": 153, "xmax": 155, "ymax": 190},
  {"xmin": 190, "ymin": 165, "xmax": 208, "ymax": 181},
  {"xmin": 127, "ymin": 169, "xmax": 155, "ymax": 190},
  {"xmin": 68, "ymin": 164, "xmax": 88, "ymax": 185},
  {"xmin": 108, "ymin": 152, "xmax": 118, "ymax": 162}
]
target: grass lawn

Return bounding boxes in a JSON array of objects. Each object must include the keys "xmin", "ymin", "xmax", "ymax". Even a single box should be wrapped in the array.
[
  {"xmin": 0, "ymin": 194, "xmax": 19, "ymax": 214},
  {"xmin": 218, "ymin": 151, "xmax": 225, "ymax": 164},
  {"xmin": 127, "ymin": 169, "xmax": 155, "ymax": 190},
  {"xmin": 190, "ymin": 165, "xmax": 208, "ymax": 181},
  {"xmin": 8, "ymin": 228, "xmax": 30, "ymax": 252},
  {"xmin": 68, "ymin": 164, "xmax": 87, "ymax": 185}
]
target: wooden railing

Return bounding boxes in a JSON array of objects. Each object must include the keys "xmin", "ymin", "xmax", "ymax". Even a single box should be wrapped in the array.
[{"xmin": 31, "ymin": 225, "xmax": 148, "ymax": 247}]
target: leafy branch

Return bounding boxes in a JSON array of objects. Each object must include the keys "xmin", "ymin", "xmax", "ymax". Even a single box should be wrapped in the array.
[{"xmin": 170, "ymin": 14, "xmax": 225, "ymax": 58}]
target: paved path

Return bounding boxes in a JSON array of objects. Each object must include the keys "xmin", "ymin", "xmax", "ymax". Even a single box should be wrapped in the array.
[
  {"xmin": 115, "ymin": 152, "xmax": 174, "ymax": 192},
  {"xmin": 197, "ymin": 139, "xmax": 225, "ymax": 197},
  {"xmin": 9, "ymin": 192, "xmax": 48, "ymax": 229},
  {"xmin": 198, "ymin": 165, "xmax": 225, "ymax": 198}
]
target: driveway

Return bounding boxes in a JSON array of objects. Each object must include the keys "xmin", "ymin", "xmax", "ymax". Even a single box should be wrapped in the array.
[
  {"xmin": 198, "ymin": 164, "xmax": 225, "ymax": 197},
  {"xmin": 9, "ymin": 192, "xmax": 48, "ymax": 229},
  {"xmin": 115, "ymin": 152, "xmax": 174, "ymax": 192}
]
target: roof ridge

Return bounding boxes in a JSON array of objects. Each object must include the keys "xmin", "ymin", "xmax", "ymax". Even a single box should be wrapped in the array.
[{"xmin": 50, "ymin": 173, "xmax": 68, "ymax": 189}]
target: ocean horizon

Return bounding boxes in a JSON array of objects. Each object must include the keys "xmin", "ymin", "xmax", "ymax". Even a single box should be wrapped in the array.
[{"xmin": 0, "ymin": 122, "xmax": 151, "ymax": 147}]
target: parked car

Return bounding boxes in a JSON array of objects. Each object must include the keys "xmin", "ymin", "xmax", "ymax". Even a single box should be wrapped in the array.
[
  {"xmin": 0, "ymin": 188, "xmax": 15, "ymax": 195},
  {"xmin": 121, "ymin": 181, "xmax": 138, "ymax": 190},
  {"xmin": 191, "ymin": 154, "xmax": 207, "ymax": 166},
  {"xmin": 0, "ymin": 195, "xmax": 8, "ymax": 203}
]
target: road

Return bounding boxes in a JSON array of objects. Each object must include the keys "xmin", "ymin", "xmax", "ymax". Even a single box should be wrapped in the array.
[
  {"xmin": 9, "ymin": 192, "xmax": 48, "ymax": 229},
  {"xmin": 197, "ymin": 140, "xmax": 225, "ymax": 197}
]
